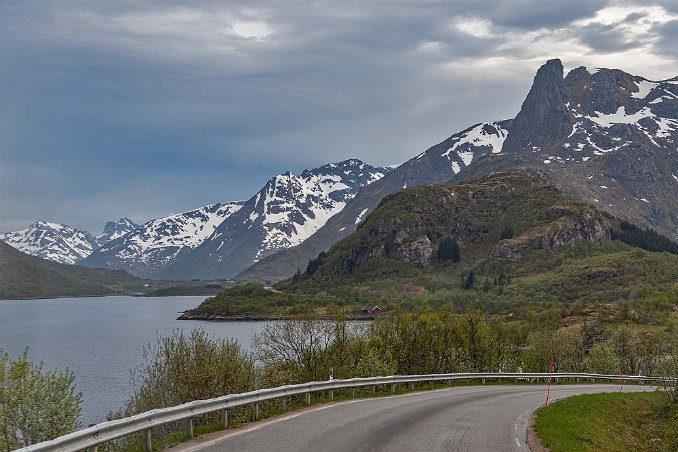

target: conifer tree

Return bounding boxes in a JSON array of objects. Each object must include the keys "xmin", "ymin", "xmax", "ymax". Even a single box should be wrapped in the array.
[{"xmin": 464, "ymin": 270, "xmax": 475, "ymax": 290}]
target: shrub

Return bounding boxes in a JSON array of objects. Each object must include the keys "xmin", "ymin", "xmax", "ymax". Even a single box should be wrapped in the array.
[{"xmin": 0, "ymin": 348, "xmax": 82, "ymax": 451}]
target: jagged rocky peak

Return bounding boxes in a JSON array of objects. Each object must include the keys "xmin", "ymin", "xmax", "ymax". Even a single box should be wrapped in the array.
[
  {"xmin": 502, "ymin": 58, "xmax": 573, "ymax": 152},
  {"xmin": 97, "ymin": 217, "xmax": 139, "ymax": 244},
  {"xmin": 565, "ymin": 66, "xmax": 647, "ymax": 115}
]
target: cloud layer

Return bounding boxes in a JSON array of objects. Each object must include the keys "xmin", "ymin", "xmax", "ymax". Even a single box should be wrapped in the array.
[{"xmin": 1, "ymin": 0, "xmax": 676, "ymax": 232}]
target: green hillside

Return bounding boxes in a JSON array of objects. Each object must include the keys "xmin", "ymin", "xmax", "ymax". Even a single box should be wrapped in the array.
[
  {"xmin": 185, "ymin": 172, "xmax": 678, "ymax": 322},
  {"xmin": 0, "ymin": 240, "xmax": 228, "ymax": 299}
]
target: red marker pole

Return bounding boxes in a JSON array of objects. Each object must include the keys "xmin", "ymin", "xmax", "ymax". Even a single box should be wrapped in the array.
[
  {"xmin": 620, "ymin": 363, "xmax": 628, "ymax": 392},
  {"xmin": 545, "ymin": 355, "xmax": 555, "ymax": 408}
]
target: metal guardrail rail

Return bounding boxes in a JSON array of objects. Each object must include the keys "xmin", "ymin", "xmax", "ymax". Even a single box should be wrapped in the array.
[{"xmin": 19, "ymin": 372, "xmax": 674, "ymax": 452}]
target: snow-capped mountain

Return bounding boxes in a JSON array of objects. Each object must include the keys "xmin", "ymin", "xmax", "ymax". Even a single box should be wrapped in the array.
[
  {"xmin": 80, "ymin": 202, "xmax": 244, "ymax": 278},
  {"xmin": 0, "ymin": 221, "xmax": 100, "ymax": 265},
  {"xmin": 96, "ymin": 217, "xmax": 140, "ymax": 244},
  {"xmin": 239, "ymin": 59, "xmax": 678, "ymax": 282},
  {"xmin": 158, "ymin": 159, "xmax": 390, "ymax": 280},
  {"xmin": 492, "ymin": 60, "xmax": 677, "ymax": 238}
]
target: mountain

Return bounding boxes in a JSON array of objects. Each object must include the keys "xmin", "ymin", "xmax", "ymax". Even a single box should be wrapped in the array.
[
  {"xmin": 96, "ymin": 217, "xmax": 139, "ymax": 244},
  {"xmin": 0, "ymin": 221, "xmax": 100, "ymax": 264},
  {"xmin": 80, "ymin": 202, "xmax": 244, "ymax": 278},
  {"xmin": 238, "ymin": 59, "xmax": 677, "ymax": 282},
  {"xmin": 184, "ymin": 172, "xmax": 678, "ymax": 319},
  {"xmin": 0, "ymin": 239, "xmax": 144, "ymax": 299},
  {"xmin": 159, "ymin": 159, "xmax": 390, "ymax": 280}
]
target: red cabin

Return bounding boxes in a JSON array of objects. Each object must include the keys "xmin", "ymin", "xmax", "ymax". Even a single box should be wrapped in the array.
[{"xmin": 361, "ymin": 305, "xmax": 382, "ymax": 315}]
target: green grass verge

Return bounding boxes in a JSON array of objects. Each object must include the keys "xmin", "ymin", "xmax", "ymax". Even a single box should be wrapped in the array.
[{"xmin": 535, "ymin": 392, "xmax": 677, "ymax": 452}]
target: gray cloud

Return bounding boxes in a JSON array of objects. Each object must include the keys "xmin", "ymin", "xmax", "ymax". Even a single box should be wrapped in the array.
[
  {"xmin": 656, "ymin": 19, "xmax": 678, "ymax": 59},
  {"xmin": 0, "ymin": 0, "xmax": 676, "ymax": 232}
]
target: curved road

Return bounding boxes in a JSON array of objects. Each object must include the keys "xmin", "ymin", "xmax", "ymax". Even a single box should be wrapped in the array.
[{"xmin": 176, "ymin": 384, "xmax": 651, "ymax": 452}]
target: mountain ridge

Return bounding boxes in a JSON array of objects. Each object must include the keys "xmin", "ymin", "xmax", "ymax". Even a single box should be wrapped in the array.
[{"xmin": 159, "ymin": 159, "xmax": 390, "ymax": 280}]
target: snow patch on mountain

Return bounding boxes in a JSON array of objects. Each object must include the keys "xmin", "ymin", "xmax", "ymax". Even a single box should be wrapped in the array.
[
  {"xmin": 441, "ymin": 122, "xmax": 508, "ymax": 159},
  {"xmin": 355, "ymin": 208, "xmax": 369, "ymax": 225},
  {"xmin": 631, "ymin": 79, "xmax": 658, "ymax": 99}
]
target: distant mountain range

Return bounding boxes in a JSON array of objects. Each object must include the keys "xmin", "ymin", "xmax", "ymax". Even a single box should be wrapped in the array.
[
  {"xmin": 3, "ymin": 59, "xmax": 676, "ymax": 283},
  {"xmin": 80, "ymin": 202, "xmax": 245, "ymax": 278},
  {"xmin": 2, "ymin": 159, "xmax": 389, "ymax": 279}
]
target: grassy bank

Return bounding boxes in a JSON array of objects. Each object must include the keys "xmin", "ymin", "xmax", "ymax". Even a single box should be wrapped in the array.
[{"xmin": 535, "ymin": 392, "xmax": 677, "ymax": 451}]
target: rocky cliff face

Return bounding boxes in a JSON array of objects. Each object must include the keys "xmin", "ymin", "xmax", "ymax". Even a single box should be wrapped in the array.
[{"xmin": 489, "ymin": 206, "xmax": 611, "ymax": 260}]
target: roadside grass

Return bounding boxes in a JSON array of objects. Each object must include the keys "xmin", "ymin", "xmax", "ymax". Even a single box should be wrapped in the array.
[{"xmin": 535, "ymin": 392, "xmax": 677, "ymax": 452}]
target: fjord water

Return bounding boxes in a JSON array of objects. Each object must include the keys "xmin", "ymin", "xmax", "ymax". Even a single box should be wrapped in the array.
[{"xmin": 0, "ymin": 296, "xmax": 266, "ymax": 426}]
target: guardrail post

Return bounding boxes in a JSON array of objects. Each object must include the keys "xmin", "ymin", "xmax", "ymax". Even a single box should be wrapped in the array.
[
  {"xmin": 221, "ymin": 409, "xmax": 229, "ymax": 428},
  {"xmin": 482, "ymin": 378, "xmax": 486, "ymax": 385},
  {"xmin": 371, "ymin": 384, "xmax": 376, "ymax": 393},
  {"xmin": 252, "ymin": 403, "xmax": 259, "ymax": 421},
  {"xmin": 143, "ymin": 429, "xmax": 152, "ymax": 452},
  {"xmin": 86, "ymin": 446, "xmax": 97, "ymax": 452},
  {"xmin": 185, "ymin": 418, "xmax": 194, "ymax": 439},
  {"xmin": 329, "ymin": 389, "xmax": 334, "ymax": 400},
  {"xmin": 305, "ymin": 392, "xmax": 311, "ymax": 405},
  {"xmin": 390, "ymin": 383, "xmax": 396, "ymax": 393},
  {"xmin": 351, "ymin": 388, "xmax": 356, "ymax": 398},
  {"xmin": 280, "ymin": 396, "xmax": 287, "ymax": 411}
]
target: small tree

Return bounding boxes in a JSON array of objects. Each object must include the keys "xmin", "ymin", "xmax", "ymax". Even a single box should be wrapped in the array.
[{"xmin": 0, "ymin": 348, "xmax": 82, "ymax": 451}]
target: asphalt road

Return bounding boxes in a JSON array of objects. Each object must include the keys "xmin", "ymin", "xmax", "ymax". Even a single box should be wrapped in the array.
[{"xmin": 176, "ymin": 384, "xmax": 651, "ymax": 452}]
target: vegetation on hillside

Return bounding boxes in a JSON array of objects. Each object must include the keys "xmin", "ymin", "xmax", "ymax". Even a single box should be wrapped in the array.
[{"xmin": 0, "ymin": 240, "xmax": 227, "ymax": 299}]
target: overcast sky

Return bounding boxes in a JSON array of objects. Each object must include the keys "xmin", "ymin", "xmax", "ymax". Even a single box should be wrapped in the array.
[{"xmin": 1, "ymin": 0, "xmax": 677, "ymax": 233}]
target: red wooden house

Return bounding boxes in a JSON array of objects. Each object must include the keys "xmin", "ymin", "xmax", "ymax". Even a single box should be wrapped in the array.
[{"xmin": 361, "ymin": 305, "xmax": 382, "ymax": 315}]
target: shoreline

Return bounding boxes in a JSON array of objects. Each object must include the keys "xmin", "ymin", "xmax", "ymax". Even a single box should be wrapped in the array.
[{"xmin": 176, "ymin": 312, "xmax": 382, "ymax": 322}]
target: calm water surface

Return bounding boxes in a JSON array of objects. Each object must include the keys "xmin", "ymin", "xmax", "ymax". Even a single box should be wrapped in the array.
[{"xmin": 0, "ymin": 296, "xmax": 266, "ymax": 425}]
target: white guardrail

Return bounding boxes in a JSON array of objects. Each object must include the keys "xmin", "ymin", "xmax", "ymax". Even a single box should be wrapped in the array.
[{"xmin": 19, "ymin": 372, "xmax": 674, "ymax": 452}]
